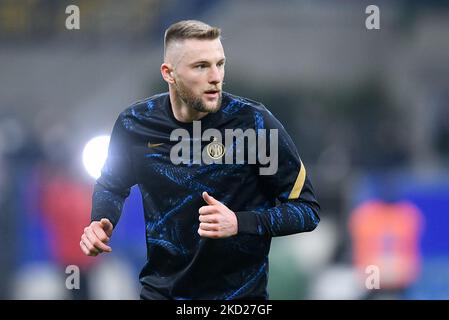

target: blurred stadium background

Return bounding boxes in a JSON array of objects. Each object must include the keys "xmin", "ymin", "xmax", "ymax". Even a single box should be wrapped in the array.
[{"xmin": 0, "ymin": 0, "xmax": 448, "ymax": 299}]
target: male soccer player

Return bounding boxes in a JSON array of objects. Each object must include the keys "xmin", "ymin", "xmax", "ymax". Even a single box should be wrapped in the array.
[{"xmin": 80, "ymin": 20, "xmax": 320, "ymax": 300}]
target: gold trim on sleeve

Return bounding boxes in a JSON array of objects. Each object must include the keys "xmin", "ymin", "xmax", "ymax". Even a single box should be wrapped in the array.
[{"xmin": 288, "ymin": 161, "xmax": 306, "ymax": 200}]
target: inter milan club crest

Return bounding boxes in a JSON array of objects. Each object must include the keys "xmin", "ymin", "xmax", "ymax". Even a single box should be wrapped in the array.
[{"xmin": 206, "ymin": 137, "xmax": 225, "ymax": 160}]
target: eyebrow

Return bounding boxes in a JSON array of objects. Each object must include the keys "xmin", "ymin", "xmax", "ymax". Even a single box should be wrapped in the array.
[{"xmin": 190, "ymin": 58, "xmax": 226, "ymax": 65}]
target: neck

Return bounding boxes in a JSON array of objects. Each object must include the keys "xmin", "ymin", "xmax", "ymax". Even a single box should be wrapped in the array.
[{"xmin": 169, "ymin": 88, "xmax": 208, "ymax": 123}]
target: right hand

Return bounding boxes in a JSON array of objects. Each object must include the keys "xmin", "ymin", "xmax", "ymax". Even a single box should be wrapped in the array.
[{"xmin": 80, "ymin": 218, "xmax": 113, "ymax": 256}]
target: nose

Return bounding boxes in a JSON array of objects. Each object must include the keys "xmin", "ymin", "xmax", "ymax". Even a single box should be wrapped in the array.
[{"xmin": 208, "ymin": 65, "xmax": 222, "ymax": 85}]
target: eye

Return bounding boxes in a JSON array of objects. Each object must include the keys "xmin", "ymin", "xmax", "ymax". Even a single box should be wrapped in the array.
[
  {"xmin": 217, "ymin": 61, "xmax": 225, "ymax": 67},
  {"xmin": 195, "ymin": 64, "xmax": 207, "ymax": 70}
]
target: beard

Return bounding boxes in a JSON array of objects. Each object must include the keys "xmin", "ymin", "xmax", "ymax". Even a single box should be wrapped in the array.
[{"xmin": 174, "ymin": 78, "xmax": 222, "ymax": 113}]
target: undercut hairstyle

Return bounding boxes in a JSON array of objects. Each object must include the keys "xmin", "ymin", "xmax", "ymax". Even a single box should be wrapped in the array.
[{"xmin": 164, "ymin": 20, "xmax": 221, "ymax": 58}]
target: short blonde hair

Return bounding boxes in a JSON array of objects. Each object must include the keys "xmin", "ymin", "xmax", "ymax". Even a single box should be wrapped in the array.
[{"xmin": 164, "ymin": 20, "xmax": 221, "ymax": 57}]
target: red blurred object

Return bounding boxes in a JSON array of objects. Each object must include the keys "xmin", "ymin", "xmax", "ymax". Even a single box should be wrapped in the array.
[
  {"xmin": 40, "ymin": 167, "xmax": 97, "ymax": 270},
  {"xmin": 349, "ymin": 200, "xmax": 424, "ymax": 289}
]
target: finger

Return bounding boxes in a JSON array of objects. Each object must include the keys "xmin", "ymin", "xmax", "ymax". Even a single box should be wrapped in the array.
[
  {"xmin": 91, "ymin": 227, "xmax": 112, "ymax": 253},
  {"xmin": 198, "ymin": 206, "xmax": 217, "ymax": 215},
  {"xmin": 92, "ymin": 224, "xmax": 110, "ymax": 243},
  {"xmin": 81, "ymin": 234, "xmax": 100, "ymax": 255},
  {"xmin": 84, "ymin": 228, "xmax": 106, "ymax": 253},
  {"xmin": 85, "ymin": 228, "xmax": 111, "ymax": 252},
  {"xmin": 198, "ymin": 228, "xmax": 219, "ymax": 239},
  {"xmin": 84, "ymin": 228, "xmax": 103, "ymax": 253},
  {"xmin": 199, "ymin": 214, "xmax": 219, "ymax": 223},
  {"xmin": 202, "ymin": 192, "xmax": 220, "ymax": 206},
  {"xmin": 100, "ymin": 218, "xmax": 114, "ymax": 236},
  {"xmin": 80, "ymin": 241, "xmax": 97, "ymax": 256},
  {"xmin": 199, "ymin": 222, "xmax": 219, "ymax": 232},
  {"xmin": 80, "ymin": 241, "xmax": 90, "ymax": 255}
]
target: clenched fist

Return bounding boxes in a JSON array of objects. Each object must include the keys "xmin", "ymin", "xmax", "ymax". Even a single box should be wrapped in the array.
[
  {"xmin": 80, "ymin": 218, "xmax": 113, "ymax": 256},
  {"xmin": 198, "ymin": 192, "xmax": 238, "ymax": 238}
]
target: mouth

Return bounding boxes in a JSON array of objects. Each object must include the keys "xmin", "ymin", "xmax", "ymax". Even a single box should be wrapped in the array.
[{"xmin": 204, "ymin": 89, "xmax": 220, "ymax": 99}]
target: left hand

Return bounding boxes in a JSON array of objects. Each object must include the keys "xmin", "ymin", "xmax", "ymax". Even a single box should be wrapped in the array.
[{"xmin": 198, "ymin": 192, "xmax": 238, "ymax": 238}]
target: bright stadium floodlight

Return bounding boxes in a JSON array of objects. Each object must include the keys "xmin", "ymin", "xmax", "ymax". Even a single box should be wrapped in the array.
[{"xmin": 82, "ymin": 135, "xmax": 110, "ymax": 179}]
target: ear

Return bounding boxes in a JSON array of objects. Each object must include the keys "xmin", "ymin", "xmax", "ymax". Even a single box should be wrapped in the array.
[{"xmin": 161, "ymin": 63, "xmax": 175, "ymax": 84}]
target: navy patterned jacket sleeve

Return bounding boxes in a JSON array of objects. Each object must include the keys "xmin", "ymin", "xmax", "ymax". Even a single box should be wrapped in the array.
[
  {"xmin": 235, "ymin": 109, "xmax": 320, "ymax": 237},
  {"xmin": 91, "ymin": 112, "xmax": 136, "ymax": 227}
]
